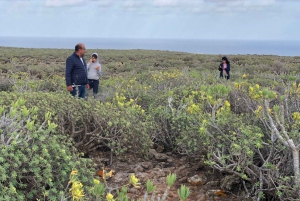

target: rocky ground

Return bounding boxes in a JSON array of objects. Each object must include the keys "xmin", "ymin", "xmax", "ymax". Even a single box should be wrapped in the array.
[{"xmin": 92, "ymin": 149, "xmax": 246, "ymax": 201}]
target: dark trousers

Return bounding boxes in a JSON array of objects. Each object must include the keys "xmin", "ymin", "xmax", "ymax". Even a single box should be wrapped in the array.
[
  {"xmin": 220, "ymin": 71, "xmax": 230, "ymax": 79},
  {"xmin": 70, "ymin": 85, "xmax": 86, "ymax": 98},
  {"xmin": 88, "ymin": 79, "xmax": 99, "ymax": 95}
]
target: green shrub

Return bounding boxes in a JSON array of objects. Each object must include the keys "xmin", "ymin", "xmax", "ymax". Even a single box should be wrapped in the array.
[
  {"xmin": 148, "ymin": 90, "xmax": 200, "ymax": 152},
  {"xmin": 0, "ymin": 99, "xmax": 94, "ymax": 200},
  {"xmin": 0, "ymin": 92, "xmax": 153, "ymax": 158}
]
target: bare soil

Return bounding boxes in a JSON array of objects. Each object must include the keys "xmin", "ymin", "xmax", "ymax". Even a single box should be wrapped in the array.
[{"xmin": 91, "ymin": 150, "xmax": 245, "ymax": 201}]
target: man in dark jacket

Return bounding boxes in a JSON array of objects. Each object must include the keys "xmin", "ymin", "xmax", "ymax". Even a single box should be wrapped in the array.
[{"xmin": 65, "ymin": 43, "xmax": 89, "ymax": 98}]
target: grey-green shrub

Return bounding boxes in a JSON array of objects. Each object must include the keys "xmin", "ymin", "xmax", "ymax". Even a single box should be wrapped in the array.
[{"xmin": 0, "ymin": 99, "xmax": 94, "ymax": 201}]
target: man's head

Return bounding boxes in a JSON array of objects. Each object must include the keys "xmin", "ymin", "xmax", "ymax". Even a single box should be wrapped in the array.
[
  {"xmin": 91, "ymin": 53, "xmax": 97, "ymax": 63},
  {"xmin": 75, "ymin": 43, "xmax": 86, "ymax": 57}
]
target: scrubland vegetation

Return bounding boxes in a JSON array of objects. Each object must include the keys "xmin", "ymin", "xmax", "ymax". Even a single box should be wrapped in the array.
[{"xmin": 1, "ymin": 46, "xmax": 300, "ymax": 200}]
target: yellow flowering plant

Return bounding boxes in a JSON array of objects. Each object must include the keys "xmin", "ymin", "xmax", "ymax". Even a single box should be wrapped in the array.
[
  {"xmin": 129, "ymin": 174, "xmax": 141, "ymax": 188},
  {"xmin": 106, "ymin": 193, "xmax": 115, "ymax": 201}
]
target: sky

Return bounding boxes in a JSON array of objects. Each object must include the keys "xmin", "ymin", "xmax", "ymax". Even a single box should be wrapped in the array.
[{"xmin": 0, "ymin": 0, "xmax": 299, "ymax": 40}]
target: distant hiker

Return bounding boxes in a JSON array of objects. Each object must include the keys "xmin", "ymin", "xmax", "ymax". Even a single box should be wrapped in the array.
[
  {"xmin": 65, "ymin": 43, "xmax": 89, "ymax": 98},
  {"xmin": 219, "ymin": 56, "xmax": 230, "ymax": 79},
  {"xmin": 87, "ymin": 53, "xmax": 102, "ymax": 98}
]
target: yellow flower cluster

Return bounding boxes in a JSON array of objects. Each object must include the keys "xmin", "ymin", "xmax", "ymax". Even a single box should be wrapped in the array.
[
  {"xmin": 94, "ymin": 179, "xmax": 100, "ymax": 185},
  {"xmin": 110, "ymin": 75, "xmax": 152, "ymax": 96},
  {"xmin": 115, "ymin": 92, "xmax": 127, "ymax": 107},
  {"xmin": 69, "ymin": 181, "xmax": 85, "ymax": 201},
  {"xmin": 234, "ymin": 82, "xmax": 242, "ymax": 90},
  {"xmin": 216, "ymin": 107, "xmax": 225, "ymax": 115},
  {"xmin": 106, "ymin": 193, "xmax": 115, "ymax": 201},
  {"xmin": 114, "ymin": 93, "xmax": 145, "ymax": 113},
  {"xmin": 215, "ymin": 100, "xmax": 231, "ymax": 117},
  {"xmin": 103, "ymin": 169, "xmax": 115, "ymax": 180},
  {"xmin": 152, "ymin": 70, "xmax": 183, "ymax": 82},
  {"xmin": 130, "ymin": 174, "xmax": 141, "ymax": 188},
  {"xmin": 68, "ymin": 169, "xmax": 85, "ymax": 201},
  {"xmin": 293, "ymin": 112, "xmax": 300, "ymax": 121},
  {"xmin": 71, "ymin": 169, "xmax": 78, "ymax": 176},
  {"xmin": 199, "ymin": 126, "xmax": 206, "ymax": 135},
  {"xmin": 255, "ymin": 105, "xmax": 263, "ymax": 112},
  {"xmin": 224, "ymin": 100, "xmax": 230, "ymax": 108},
  {"xmin": 187, "ymin": 102, "xmax": 201, "ymax": 114},
  {"xmin": 249, "ymin": 84, "xmax": 263, "ymax": 100},
  {"xmin": 208, "ymin": 96, "xmax": 222, "ymax": 106},
  {"xmin": 290, "ymin": 82, "xmax": 300, "ymax": 96}
]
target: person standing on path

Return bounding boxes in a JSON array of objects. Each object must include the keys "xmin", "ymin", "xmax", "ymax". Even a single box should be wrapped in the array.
[
  {"xmin": 87, "ymin": 53, "xmax": 102, "ymax": 99},
  {"xmin": 218, "ymin": 56, "xmax": 231, "ymax": 79},
  {"xmin": 65, "ymin": 43, "xmax": 89, "ymax": 98}
]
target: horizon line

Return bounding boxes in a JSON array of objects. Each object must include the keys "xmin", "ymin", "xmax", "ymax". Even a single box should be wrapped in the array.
[{"xmin": 1, "ymin": 36, "xmax": 300, "ymax": 42}]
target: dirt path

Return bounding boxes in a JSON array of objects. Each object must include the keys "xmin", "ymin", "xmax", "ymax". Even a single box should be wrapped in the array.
[{"xmin": 92, "ymin": 149, "xmax": 245, "ymax": 201}]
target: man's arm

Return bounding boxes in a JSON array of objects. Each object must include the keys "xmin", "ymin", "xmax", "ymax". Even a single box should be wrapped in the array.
[{"xmin": 65, "ymin": 57, "xmax": 73, "ymax": 91}]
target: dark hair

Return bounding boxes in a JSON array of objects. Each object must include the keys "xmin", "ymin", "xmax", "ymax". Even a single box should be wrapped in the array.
[
  {"xmin": 222, "ymin": 56, "xmax": 230, "ymax": 64},
  {"xmin": 92, "ymin": 54, "xmax": 98, "ymax": 59},
  {"xmin": 75, "ymin": 44, "xmax": 82, "ymax": 52}
]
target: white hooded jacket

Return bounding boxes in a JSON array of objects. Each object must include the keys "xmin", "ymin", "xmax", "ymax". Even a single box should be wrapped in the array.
[{"xmin": 87, "ymin": 52, "xmax": 102, "ymax": 80}]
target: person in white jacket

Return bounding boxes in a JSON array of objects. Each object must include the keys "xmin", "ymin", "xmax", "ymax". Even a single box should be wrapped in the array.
[{"xmin": 87, "ymin": 53, "xmax": 102, "ymax": 98}]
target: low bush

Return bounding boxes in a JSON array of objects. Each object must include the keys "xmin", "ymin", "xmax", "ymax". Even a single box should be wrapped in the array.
[
  {"xmin": 0, "ymin": 99, "xmax": 94, "ymax": 200},
  {"xmin": 0, "ymin": 92, "xmax": 154, "ymax": 159}
]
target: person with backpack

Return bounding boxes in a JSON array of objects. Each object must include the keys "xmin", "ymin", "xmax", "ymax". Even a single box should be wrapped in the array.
[
  {"xmin": 219, "ymin": 56, "xmax": 230, "ymax": 79},
  {"xmin": 87, "ymin": 53, "xmax": 102, "ymax": 98}
]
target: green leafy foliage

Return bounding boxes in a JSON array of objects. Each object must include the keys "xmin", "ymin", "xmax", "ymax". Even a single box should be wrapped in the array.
[
  {"xmin": 0, "ymin": 99, "xmax": 94, "ymax": 200},
  {"xmin": 166, "ymin": 173, "xmax": 177, "ymax": 188},
  {"xmin": 177, "ymin": 185, "xmax": 190, "ymax": 201}
]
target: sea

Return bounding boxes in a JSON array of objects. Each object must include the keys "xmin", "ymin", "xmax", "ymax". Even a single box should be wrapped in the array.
[{"xmin": 0, "ymin": 37, "xmax": 299, "ymax": 56}]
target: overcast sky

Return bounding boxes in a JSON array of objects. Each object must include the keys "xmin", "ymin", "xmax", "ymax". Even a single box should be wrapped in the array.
[{"xmin": 0, "ymin": 0, "xmax": 299, "ymax": 40}]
